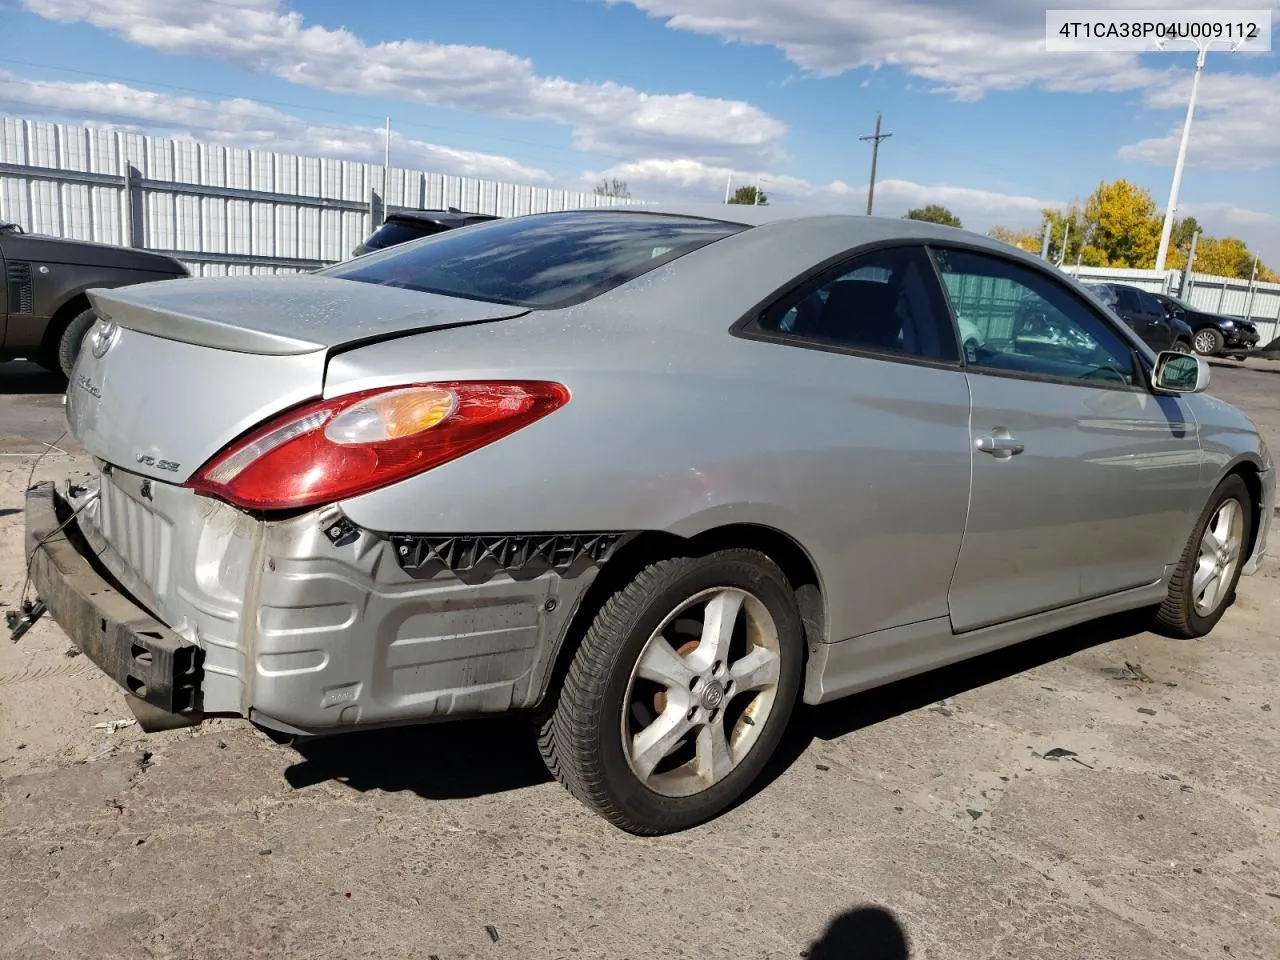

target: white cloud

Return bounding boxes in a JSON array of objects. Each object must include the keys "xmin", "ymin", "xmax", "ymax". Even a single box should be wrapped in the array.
[
  {"xmin": 1119, "ymin": 71, "xmax": 1280, "ymax": 170},
  {"xmin": 603, "ymin": 0, "xmax": 1186, "ymax": 100},
  {"xmin": 20, "ymin": 0, "xmax": 788, "ymax": 165},
  {"xmin": 591, "ymin": 156, "xmax": 1063, "ymax": 230},
  {"xmin": 0, "ymin": 71, "xmax": 554, "ymax": 182}
]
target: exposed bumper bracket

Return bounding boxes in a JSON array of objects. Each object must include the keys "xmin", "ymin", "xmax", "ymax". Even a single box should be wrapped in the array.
[{"xmin": 24, "ymin": 481, "xmax": 205, "ymax": 718}]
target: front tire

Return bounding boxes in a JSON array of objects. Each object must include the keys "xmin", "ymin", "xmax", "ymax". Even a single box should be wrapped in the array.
[
  {"xmin": 1153, "ymin": 474, "xmax": 1252, "ymax": 639},
  {"xmin": 1171, "ymin": 339, "xmax": 1192, "ymax": 354},
  {"xmin": 1193, "ymin": 328, "xmax": 1224, "ymax": 357},
  {"xmin": 540, "ymin": 549, "xmax": 804, "ymax": 834}
]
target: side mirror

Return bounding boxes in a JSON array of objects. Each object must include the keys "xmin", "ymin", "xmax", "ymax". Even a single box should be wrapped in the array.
[{"xmin": 1152, "ymin": 351, "xmax": 1210, "ymax": 394}]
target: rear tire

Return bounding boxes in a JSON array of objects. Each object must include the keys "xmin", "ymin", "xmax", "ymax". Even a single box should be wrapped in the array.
[
  {"xmin": 54, "ymin": 307, "xmax": 99, "ymax": 379},
  {"xmin": 1193, "ymin": 328, "xmax": 1224, "ymax": 357},
  {"xmin": 538, "ymin": 549, "xmax": 804, "ymax": 835},
  {"xmin": 1153, "ymin": 474, "xmax": 1252, "ymax": 639},
  {"xmin": 1171, "ymin": 339, "xmax": 1192, "ymax": 354}
]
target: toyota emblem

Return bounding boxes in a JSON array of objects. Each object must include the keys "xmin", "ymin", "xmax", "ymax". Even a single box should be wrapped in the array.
[{"xmin": 89, "ymin": 316, "xmax": 119, "ymax": 359}]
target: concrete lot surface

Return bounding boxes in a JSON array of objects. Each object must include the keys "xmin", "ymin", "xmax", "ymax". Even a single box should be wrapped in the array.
[{"xmin": 2, "ymin": 358, "xmax": 1279, "ymax": 960}]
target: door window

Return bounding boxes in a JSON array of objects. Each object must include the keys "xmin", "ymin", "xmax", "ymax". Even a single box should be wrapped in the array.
[
  {"xmin": 1138, "ymin": 290, "xmax": 1165, "ymax": 317},
  {"xmin": 759, "ymin": 245, "xmax": 959, "ymax": 363},
  {"xmin": 931, "ymin": 247, "xmax": 1139, "ymax": 387}
]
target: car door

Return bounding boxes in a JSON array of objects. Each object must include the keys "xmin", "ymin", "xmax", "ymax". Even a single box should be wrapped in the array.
[
  {"xmin": 744, "ymin": 242, "xmax": 973, "ymax": 639},
  {"xmin": 929, "ymin": 246, "xmax": 1206, "ymax": 632},
  {"xmin": 1137, "ymin": 289, "xmax": 1174, "ymax": 350},
  {"xmin": 1109, "ymin": 286, "xmax": 1155, "ymax": 348}
]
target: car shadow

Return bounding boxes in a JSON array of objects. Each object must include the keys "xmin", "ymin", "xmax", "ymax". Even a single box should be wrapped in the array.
[
  {"xmin": 0, "ymin": 361, "xmax": 66, "ymax": 395},
  {"xmin": 749, "ymin": 607, "xmax": 1154, "ymax": 805},
  {"xmin": 283, "ymin": 714, "xmax": 554, "ymax": 798},
  {"xmin": 283, "ymin": 607, "xmax": 1153, "ymax": 806}
]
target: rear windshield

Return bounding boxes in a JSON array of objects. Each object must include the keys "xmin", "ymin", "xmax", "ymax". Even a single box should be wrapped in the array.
[{"xmin": 323, "ymin": 210, "xmax": 747, "ymax": 309}]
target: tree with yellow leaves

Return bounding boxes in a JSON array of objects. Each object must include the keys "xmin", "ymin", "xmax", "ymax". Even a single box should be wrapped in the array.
[{"xmin": 1079, "ymin": 179, "xmax": 1161, "ymax": 268}]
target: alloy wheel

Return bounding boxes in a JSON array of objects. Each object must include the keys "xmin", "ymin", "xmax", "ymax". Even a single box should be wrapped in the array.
[
  {"xmin": 621, "ymin": 586, "xmax": 781, "ymax": 797},
  {"xmin": 1193, "ymin": 498, "xmax": 1244, "ymax": 616}
]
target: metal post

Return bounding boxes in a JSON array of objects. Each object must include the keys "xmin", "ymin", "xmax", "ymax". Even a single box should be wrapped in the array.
[
  {"xmin": 382, "ymin": 116, "xmax": 392, "ymax": 218},
  {"xmin": 1152, "ymin": 41, "xmax": 1228, "ymax": 273},
  {"xmin": 724, "ymin": 176, "xmax": 732, "ymax": 204},
  {"xmin": 1244, "ymin": 256, "xmax": 1259, "ymax": 321},
  {"xmin": 859, "ymin": 113, "xmax": 892, "ymax": 216},
  {"xmin": 1182, "ymin": 228, "xmax": 1199, "ymax": 298},
  {"xmin": 1040, "ymin": 221, "xmax": 1051, "ymax": 261},
  {"xmin": 121, "ymin": 163, "xmax": 134, "ymax": 248},
  {"xmin": 1057, "ymin": 221, "xmax": 1070, "ymax": 268}
]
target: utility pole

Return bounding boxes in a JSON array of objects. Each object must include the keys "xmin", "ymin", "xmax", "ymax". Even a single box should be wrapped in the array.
[
  {"xmin": 1153, "ymin": 35, "xmax": 1244, "ymax": 273},
  {"xmin": 859, "ymin": 113, "xmax": 892, "ymax": 216},
  {"xmin": 1181, "ymin": 228, "xmax": 1200, "ymax": 298}
]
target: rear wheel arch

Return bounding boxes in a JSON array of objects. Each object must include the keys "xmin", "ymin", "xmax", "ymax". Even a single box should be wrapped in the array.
[{"xmin": 535, "ymin": 523, "xmax": 826, "ymax": 712}]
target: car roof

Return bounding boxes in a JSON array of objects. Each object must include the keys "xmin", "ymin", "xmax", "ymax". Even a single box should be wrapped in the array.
[{"xmin": 547, "ymin": 202, "xmax": 1048, "ymax": 259}]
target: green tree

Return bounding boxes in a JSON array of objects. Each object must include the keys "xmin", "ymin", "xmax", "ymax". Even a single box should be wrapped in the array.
[
  {"xmin": 728, "ymin": 185, "xmax": 767, "ymax": 205},
  {"xmin": 1079, "ymin": 178, "xmax": 1160, "ymax": 268},
  {"xmin": 1033, "ymin": 204, "xmax": 1088, "ymax": 264},
  {"xmin": 593, "ymin": 177, "xmax": 631, "ymax": 199},
  {"xmin": 904, "ymin": 204, "xmax": 962, "ymax": 227}
]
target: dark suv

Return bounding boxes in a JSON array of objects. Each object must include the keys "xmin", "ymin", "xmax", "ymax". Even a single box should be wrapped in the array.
[
  {"xmin": 352, "ymin": 208, "xmax": 499, "ymax": 256},
  {"xmin": 1148, "ymin": 290, "xmax": 1259, "ymax": 358},
  {"xmin": 2, "ymin": 220, "xmax": 188, "ymax": 377},
  {"xmin": 1084, "ymin": 282, "xmax": 1195, "ymax": 354}
]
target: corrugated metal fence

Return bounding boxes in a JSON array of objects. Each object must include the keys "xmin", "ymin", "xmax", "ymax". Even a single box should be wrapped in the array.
[
  {"xmin": 0, "ymin": 116, "xmax": 634, "ymax": 277},
  {"xmin": 3, "ymin": 115, "xmax": 1277, "ymax": 345}
]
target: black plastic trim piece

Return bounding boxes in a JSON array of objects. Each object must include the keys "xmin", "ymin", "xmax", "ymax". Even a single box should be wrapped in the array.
[{"xmin": 392, "ymin": 531, "xmax": 635, "ymax": 584}]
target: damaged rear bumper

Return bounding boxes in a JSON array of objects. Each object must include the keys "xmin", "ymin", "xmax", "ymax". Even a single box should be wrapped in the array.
[
  {"xmin": 26, "ymin": 470, "xmax": 628, "ymax": 738},
  {"xmin": 24, "ymin": 481, "xmax": 204, "ymax": 721}
]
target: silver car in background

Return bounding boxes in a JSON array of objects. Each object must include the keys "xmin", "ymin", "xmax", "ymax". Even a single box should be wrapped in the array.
[{"xmin": 25, "ymin": 205, "xmax": 1273, "ymax": 835}]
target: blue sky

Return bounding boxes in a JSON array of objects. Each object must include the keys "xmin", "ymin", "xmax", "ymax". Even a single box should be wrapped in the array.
[{"xmin": 1, "ymin": 0, "xmax": 1277, "ymax": 264}]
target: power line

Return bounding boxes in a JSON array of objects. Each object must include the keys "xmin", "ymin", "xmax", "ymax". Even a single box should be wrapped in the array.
[{"xmin": 858, "ymin": 112, "xmax": 891, "ymax": 216}]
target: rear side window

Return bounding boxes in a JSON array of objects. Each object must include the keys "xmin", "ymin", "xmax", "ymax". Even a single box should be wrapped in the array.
[{"xmin": 323, "ymin": 211, "xmax": 746, "ymax": 309}]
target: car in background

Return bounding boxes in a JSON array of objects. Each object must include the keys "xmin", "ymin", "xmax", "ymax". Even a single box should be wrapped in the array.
[
  {"xmin": 28, "ymin": 206, "xmax": 1273, "ymax": 836},
  {"xmin": 1, "ymin": 220, "xmax": 188, "ymax": 377},
  {"xmin": 1083, "ymin": 282, "xmax": 1194, "ymax": 354},
  {"xmin": 1148, "ymin": 290, "xmax": 1260, "ymax": 358},
  {"xmin": 352, "ymin": 208, "xmax": 500, "ymax": 257}
]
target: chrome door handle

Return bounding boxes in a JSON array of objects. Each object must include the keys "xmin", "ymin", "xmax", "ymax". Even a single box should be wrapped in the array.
[{"xmin": 975, "ymin": 436, "xmax": 1024, "ymax": 457}]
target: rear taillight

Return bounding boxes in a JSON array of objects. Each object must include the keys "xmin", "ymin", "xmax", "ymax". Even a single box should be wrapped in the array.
[{"xmin": 187, "ymin": 381, "xmax": 569, "ymax": 511}]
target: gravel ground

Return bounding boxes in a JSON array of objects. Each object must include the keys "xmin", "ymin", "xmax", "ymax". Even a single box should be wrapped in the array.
[{"xmin": 2, "ymin": 358, "xmax": 1279, "ymax": 960}]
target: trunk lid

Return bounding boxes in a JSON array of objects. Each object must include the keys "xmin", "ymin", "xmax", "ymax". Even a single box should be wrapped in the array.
[
  {"xmin": 68, "ymin": 275, "xmax": 529, "ymax": 484},
  {"xmin": 86, "ymin": 274, "xmax": 529, "ymax": 355}
]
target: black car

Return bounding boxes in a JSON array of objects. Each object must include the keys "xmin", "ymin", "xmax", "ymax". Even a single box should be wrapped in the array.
[
  {"xmin": 2, "ymin": 220, "xmax": 188, "ymax": 377},
  {"xmin": 352, "ymin": 208, "xmax": 499, "ymax": 256},
  {"xmin": 1083, "ymin": 282, "xmax": 1195, "ymax": 354},
  {"xmin": 1148, "ymin": 290, "xmax": 1259, "ymax": 358}
]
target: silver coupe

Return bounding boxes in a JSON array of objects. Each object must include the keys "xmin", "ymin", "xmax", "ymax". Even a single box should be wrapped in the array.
[{"xmin": 25, "ymin": 204, "xmax": 1274, "ymax": 834}]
